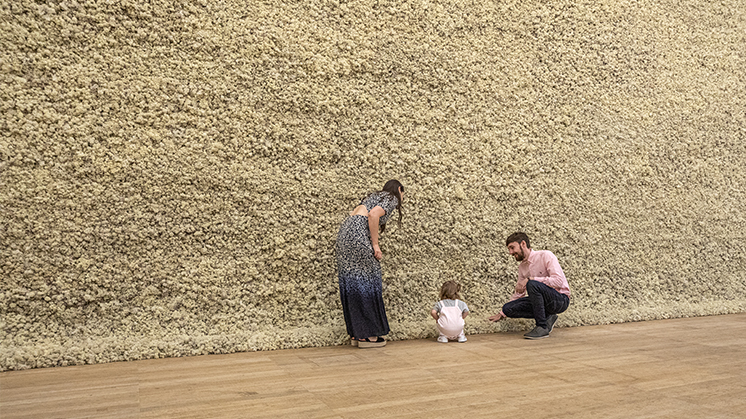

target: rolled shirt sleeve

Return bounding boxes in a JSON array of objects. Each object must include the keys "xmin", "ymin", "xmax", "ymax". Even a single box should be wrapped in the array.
[{"xmin": 513, "ymin": 250, "xmax": 571, "ymax": 299}]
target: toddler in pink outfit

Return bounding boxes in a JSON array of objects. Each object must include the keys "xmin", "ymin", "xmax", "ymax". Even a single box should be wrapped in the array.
[{"xmin": 431, "ymin": 281, "xmax": 470, "ymax": 343}]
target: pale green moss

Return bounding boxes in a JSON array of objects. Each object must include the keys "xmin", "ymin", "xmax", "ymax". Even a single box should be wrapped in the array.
[{"xmin": 1, "ymin": 0, "xmax": 745, "ymax": 370}]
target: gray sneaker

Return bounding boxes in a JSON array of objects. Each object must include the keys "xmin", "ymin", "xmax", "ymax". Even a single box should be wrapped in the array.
[
  {"xmin": 524, "ymin": 326, "xmax": 550, "ymax": 340},
  {"xmin": 546, "ymin": 314, "xmax": 558, "ymax": 334}
]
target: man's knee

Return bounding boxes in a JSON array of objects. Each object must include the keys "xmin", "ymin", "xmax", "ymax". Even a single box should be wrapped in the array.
[
  {"xmin": 501, "ymin": 302, "xmax": 515, "ymax": 317},
  {"xmin": 502, "ymin": 298, "xmax": 531, "ymax": 318},
  {"xmin": 501, "ymin": 300, "xmax": 520, "ymax": 317},
  {"xmin": 526, "ymin": 279, "xmax": 542, "ymax": 292}
]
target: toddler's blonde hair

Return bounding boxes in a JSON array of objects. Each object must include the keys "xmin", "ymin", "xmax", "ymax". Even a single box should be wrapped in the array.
[{"xmin": 439, "ymin": 280, "xmax": 461, "ymax": 300}]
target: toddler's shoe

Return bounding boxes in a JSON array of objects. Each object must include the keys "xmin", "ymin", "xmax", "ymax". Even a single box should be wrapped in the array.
[
  {"xmin": 457, "ymin": 333, "xmax": 467, "ymax": 343},
  {"xmin": 437, "ymin": 335, "xmax": 448, "ymax": 343}
]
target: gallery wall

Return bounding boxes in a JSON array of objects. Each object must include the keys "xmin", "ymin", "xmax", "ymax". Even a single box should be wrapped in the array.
[{"xmin": 2, "ymin": 0, "xmax": 745, "ymax": 370}]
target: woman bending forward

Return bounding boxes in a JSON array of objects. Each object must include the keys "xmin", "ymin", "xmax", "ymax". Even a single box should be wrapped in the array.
[{"xmin": 335, "ymin": 179, "xmax": 404, "ymax": 348}]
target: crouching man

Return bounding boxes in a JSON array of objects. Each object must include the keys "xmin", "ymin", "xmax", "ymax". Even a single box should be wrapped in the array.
[{"xmin": 489, "ymin": 232, "xmax": 571, "ymax": 339}]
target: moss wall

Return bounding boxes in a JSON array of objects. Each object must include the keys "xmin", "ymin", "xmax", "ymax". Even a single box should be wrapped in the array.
[{"xmin": 2, "ymin": 0, "xmax": 745, "ymax": 370}]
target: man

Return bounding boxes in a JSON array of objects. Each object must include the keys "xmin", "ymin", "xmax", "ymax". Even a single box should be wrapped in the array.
[{"xmin": 488, "ymin": 232, "xmax": 570, "ymax": 339}]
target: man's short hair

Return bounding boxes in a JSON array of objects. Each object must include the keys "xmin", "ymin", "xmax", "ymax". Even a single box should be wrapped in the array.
[{"xmin": 506, "ymin": 232, "xmax": 531, "ymax": 248}]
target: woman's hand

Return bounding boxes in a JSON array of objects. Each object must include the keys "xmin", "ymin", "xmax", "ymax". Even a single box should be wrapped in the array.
[{"xmin": 368, "ymin": 206, "xmax": 385, "ymax": 261}]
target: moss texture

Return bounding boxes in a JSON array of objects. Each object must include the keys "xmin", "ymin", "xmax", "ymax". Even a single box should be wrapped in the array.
[{"xmin": 1, "ymin": 0, "xmax": 745, "ymax": 370}]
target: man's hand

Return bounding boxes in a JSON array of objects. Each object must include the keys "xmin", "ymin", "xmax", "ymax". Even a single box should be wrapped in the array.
[
  {"xmin": 488, "ymin": 311, "xmax": 507, "ymax": 322},
  {"xmin": 515, "ymin": 276, "xmax": 529, "ymax": 294}
]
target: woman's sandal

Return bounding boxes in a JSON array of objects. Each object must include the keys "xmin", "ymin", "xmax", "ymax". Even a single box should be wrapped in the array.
[
  {"xmin": 357, "ymin": 337, "xmax": 386, "ymax": 348},
  {"xmin": 351, "ymin": 338, "xmax": 358, "ymax": 347}
]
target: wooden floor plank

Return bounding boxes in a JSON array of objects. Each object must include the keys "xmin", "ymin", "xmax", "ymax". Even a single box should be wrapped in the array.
[{"xmin": 2, "ymin": 313, "xmax": 745, "ymax": 418}]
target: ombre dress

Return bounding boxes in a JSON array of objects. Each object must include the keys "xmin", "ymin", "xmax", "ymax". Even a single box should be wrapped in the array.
[{"xmin": 335, "ymin": 191, "xmax": 399, "ymax": 339}]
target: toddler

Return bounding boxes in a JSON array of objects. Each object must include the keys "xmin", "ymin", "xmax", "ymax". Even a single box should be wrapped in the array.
[{"xmin": 431, "ymin": 280, "xmax": 469, "ymax": 343}]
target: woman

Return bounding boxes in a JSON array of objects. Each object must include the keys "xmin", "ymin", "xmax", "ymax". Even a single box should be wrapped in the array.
[{"xmin": 336, "ymin": 179, "xmax": 404, "ymax": 348}]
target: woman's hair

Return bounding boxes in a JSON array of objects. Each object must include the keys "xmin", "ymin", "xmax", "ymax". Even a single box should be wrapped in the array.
[
  {"xmin": 377, "ymin": 179, "xmax": 404, "ymax": 234},
  {"xmin": 439, "ymin": 280, "xmax": 461, "ymax": 300}
]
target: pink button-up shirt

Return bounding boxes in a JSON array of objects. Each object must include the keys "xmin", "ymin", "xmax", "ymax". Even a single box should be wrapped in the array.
[{"xmin": 510, "ymin": 249, "xmax": 571, "ymax": 301}]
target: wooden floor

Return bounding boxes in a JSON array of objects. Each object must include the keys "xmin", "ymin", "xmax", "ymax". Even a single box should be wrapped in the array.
[{"xmin": 2, "ymin": 314, "xmax": 746, "ymax": 419}]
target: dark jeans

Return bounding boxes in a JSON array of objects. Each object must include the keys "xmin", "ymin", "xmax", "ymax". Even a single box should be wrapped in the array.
[{"xmin": 502, "ymin": 280, "xmax": 570, "ymax": 328}]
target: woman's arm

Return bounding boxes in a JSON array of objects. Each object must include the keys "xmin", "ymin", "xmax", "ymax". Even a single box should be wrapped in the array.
[{"xmin": 368, "ymin": 206, "xmax": 385, "ymax": 260}]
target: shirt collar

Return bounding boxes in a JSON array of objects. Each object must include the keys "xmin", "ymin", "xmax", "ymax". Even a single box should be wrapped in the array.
[{"xmin": 524, "ymin": 249, "xmax": 538, "ymax": 265}]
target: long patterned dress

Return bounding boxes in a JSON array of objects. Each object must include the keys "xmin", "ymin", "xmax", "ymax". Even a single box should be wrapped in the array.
[{"xmin": 335, "ymin": 191, "xmax": 399, "ymax": 339}]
